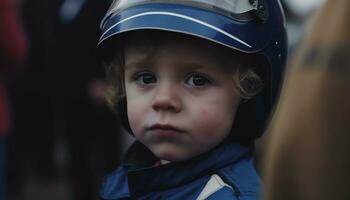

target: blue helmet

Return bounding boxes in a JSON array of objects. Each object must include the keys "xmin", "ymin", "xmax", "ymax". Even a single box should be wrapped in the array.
[{"xmin": 98, "ymin": 0, "xmax": 287, "ymax": 140}]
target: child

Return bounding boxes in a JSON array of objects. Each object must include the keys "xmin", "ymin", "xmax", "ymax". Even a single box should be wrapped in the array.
[{"xmin": 97, "ymin": 0, "xmax": 287, "ymax": 199}]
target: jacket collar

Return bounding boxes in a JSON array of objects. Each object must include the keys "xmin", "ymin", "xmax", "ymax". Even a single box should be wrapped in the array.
[{"xmin": 123, "ymin": 141, "xmax": 254, "ymax": 197}]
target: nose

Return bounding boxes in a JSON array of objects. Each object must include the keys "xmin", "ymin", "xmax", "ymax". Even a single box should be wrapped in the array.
[{"xmin": 152, "ymin": 83, "xmax": 181, "ymax": 113}]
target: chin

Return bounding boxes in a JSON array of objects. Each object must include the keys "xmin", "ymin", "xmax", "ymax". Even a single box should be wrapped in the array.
[
  {"xmin": 154, "ymin": 151, "xmax": 191, "ymax": 162},
  {"xmin": 156, "ymin": 154, "xmax": 183, "ymax": 162},
  {"xmin": 148, "ymin": 144, "xmax": 202, "ymax": 162}
]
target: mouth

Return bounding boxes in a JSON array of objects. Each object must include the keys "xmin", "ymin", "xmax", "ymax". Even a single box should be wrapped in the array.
[{"xmin": 147, "ymin": 124, "xmax": 185, "ymax": 137}]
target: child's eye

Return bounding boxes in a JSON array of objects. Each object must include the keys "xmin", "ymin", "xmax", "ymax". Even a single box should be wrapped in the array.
[
  {"xmin": 135, "ymin": 72, "xmax": 157, "ymax": 85},
  {"xmin": 185, "ymin": 74, "xmax": 211, "ymax": 87}
]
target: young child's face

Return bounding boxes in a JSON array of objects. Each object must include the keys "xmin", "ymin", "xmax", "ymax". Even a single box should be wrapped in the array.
[{"xmin": 124, "ymin": 37, "xmax": 240, "ymax": 162}]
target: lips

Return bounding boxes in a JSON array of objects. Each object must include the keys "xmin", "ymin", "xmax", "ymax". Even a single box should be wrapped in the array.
[
  {"xmin": 147, "ymin": 124, "xmax": 184, "ymax": 136},
  {"xmin": 149, "ymin": 124, "xmax": 182, "ymax": 131}
]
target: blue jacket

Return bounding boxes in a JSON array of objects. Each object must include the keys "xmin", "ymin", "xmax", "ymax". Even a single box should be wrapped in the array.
[{"xmin": 101, "ymin": 141, "xmax": 262, "ymax": 200}]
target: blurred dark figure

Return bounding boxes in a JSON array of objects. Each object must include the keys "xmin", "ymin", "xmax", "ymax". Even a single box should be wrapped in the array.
[
  {"xmin": 263, "ymin": 0, "xmax": 350, "ymax": 200},
  {"xmin": 54, "ymin": 0, "xmax": 121, "ymax": 199},
  {"xmin": 7, "ymin": 0, "xmax": 121, "ymax": 199},
  {"xmin": 7, "ymin": 1, "xmax": 59, "ymax": 189},
  {"xmin": 0, "ymin": 0, "xmax": 27, "ymax": 199}
]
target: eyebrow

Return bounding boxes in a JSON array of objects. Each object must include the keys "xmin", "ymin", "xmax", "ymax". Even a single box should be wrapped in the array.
[
  {"xmin": 179, "ymin": 62, "xmax": 209, "ymax": 70},
  {"xmin": 180, "ymin": 60, "xmax": 232, "ymax": 72},
  {"xmin": 124, "ymin": 52, "xmax": 154, "ymax": 70},
  {"xmin": 125, "ymin": 59, "xmax": 231, "ymax": 75},
  {"xmin": 124, "ymin": 44, "xmax": 158, "ymax": 68}
]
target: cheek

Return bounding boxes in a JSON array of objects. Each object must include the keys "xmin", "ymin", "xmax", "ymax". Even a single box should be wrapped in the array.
[
  {"xmin": 125, "ymin": 84, "xmax": 149, "ymax": 134},
  {"xmin": 126, "ymin": 97, "xmax": 146, "ymax": 134},
  {"xmin": 192, "ymin": 103, "xmax": 236, "ymax": 134}
]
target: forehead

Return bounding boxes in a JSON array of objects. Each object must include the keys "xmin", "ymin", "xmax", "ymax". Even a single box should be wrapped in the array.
[{"xmin": 123, "ymin": 31, "xmax": 245, "ymax": 66}]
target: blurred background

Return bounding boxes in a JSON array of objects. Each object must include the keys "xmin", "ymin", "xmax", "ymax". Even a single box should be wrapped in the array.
[{"xmin": 0, "ymin": 0, "xmax": 325, "ymax": 200}]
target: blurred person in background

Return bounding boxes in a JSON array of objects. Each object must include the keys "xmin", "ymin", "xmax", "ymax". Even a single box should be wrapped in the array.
[
  {"xmin": 7, "ymin": 1, "xmax": 59, "ymax": 191},
  {"xmin": 281, "ymin": 0, "xmax": 325, "ymax": 51},
  {"xmin": 54, "ymin": 0, "xmax": 121, "ymax": 199},
  {"xmin": 263, "ymin": 0, "xmax": 350, "ymax": 199},
  {"xmin": 7, "ymin": 0, "xmax": 121, "ymax": 199},
  {"xmin": 255, "ymin": 0, "xmax": 326, "ymax": 173},
  {"xmin": 0, "ymin": 0, "xmax": 27, "ymax": 199}
]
